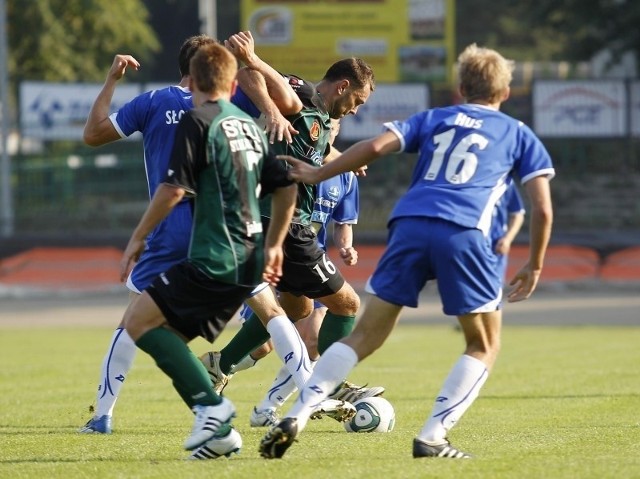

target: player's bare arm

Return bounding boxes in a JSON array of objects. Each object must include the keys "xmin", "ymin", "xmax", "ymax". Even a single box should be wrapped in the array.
[
  {"xmin": 120, "ymin": 183, "xmax": 185, "ymax": 282},
  {"xmin": 236, "ymin": 68, "xmax": 298, "ymax": 144},
  {"xmin": 333, "ymin": 223, "xmax": 358, "ymax": 266},
  {"xmin": 226, "ymin": 31, "xmax": 301, "ymax": 144},
  {"xmin": 507, "ymin": 176, "xmax": 553, "ymax": 302},
  {"xmin": 284, "ymin": 130, "xmax": 400, "ymax": 184},
  {"xmin": 84, "ymin": 54, "xmax": 140, "ymax": 147}
]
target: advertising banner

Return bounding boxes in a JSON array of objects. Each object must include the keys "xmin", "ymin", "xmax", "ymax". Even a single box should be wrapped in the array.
[
  {"xmin": 20, "ymin": 82, "xmax": 140, "ymax": 140},
  {"xmin": 241, "ymin": 0, "xmax": 453, "ymax": 83},
  {"xmin": 339, "ymin": 83, "xmax": 429, "ymax": 140},
  {"xmin": 533, "ymin": 80, "xmax": 627, "ymax": 137}
]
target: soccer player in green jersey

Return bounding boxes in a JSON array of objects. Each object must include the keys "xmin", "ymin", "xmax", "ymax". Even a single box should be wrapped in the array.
[
  {"xmin": 119, "ymin": 42, "xmax": 298, "ymax": 457},
  {"xmin": 202, "ymin": 31, "xmax": 379, "ymax": 413}
]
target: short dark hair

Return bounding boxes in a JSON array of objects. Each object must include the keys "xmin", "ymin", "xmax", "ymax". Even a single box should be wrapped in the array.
[
  {"xmin": 322, "ymin": 58, "xmax": 375, "ymax": 92},
  {"xmin": 178, "ymin": 34, "xmax": 217, "ymax": 77}
]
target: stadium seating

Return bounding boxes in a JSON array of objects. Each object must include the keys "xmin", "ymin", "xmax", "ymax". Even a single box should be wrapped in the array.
[{"xmin": 600, "ymin": 246, "xmax": 640, "ymax": 281}]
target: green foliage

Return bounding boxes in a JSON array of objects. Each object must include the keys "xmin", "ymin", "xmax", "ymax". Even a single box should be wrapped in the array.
[
  {"xmin": 7, "ymin": 0, "xmax": 160, "ymax": 83},
  {"xmin": 456, "ymin": 0, "xmax": 640, "ymax": 63},
  {"xmin": 0, "ymin": 323, "xmax": 639, "ymax": 478}
]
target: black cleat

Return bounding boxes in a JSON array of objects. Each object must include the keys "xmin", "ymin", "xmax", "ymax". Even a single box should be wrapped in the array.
[
  {"xmin": 259, "ymin": 417, "xmax": 299, "ymax": 459},
  {"xmin": 413, "ymin": 438, "xmax": 472, "ymax": 459}
]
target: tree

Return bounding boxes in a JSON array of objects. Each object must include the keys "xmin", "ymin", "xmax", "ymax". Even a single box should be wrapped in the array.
[
  {"xmin": 456, "ymin": 0, "xmax": 640, "ymax": 68},
  {"xmin": 8, "ymin": 0, "xmax": 160, "ymax": 83}
]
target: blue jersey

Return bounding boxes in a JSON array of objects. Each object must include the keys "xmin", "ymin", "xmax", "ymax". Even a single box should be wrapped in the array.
[
  {"xmin": 110, "ymin": 85, "xmax": 255, "ymax": 292},
  {"xmin": 385, "ymin": 104, "xmax": 554, "ymax": 236},
  {"xmin": 490, "ymin": 182, "xmax": 525, "ymax": 247},
  {"xmin": 110, "ymin": 86, "xmax": 193, "ymax": 200},
  {"xmin": 311, "ymin": 172, "xmax": 359, "ymax": 250}
]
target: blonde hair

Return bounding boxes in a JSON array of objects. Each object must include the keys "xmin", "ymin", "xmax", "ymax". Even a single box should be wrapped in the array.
[
  {"xmin": 189, "ymin": 43, "xmax": 237, "ymax": 95},
  {"xmin": 457, "ymin": 44, "xmax": 514, "ymax": 103}
]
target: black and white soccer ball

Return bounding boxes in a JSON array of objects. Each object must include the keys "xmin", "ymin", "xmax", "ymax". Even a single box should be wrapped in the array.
[{"xmin": 343, "ymin": 396, "xmax": 395, "ymax": 433}]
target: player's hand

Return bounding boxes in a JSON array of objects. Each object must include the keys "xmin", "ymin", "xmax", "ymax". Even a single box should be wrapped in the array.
[
  {"xmin": 262, "ymin": 245, "xmax": 284, "ymax": 286},
  {"xmin": 279, "ymin": 155, "xmax": 323, "ymax": 184},
  {"xmin": 119, "ymin": 237, "xmax": 145, "ymax": 282},
  {"xmin": 264, "ymin": 108, "xmax": 298, "ymax": 144},
  {"xmin": 340, "ymin": 246, "xmax": 358, "ymax": 266},
  {"xmin": 225, "ymin": 31, "xmax": 257, "ymax": 67},
  {"xmin": 494, "ymin": 237, "xmax": 511, "ymax": 256},
  {"xmin": 507, "ymin": 262, "xmax": 541, "ymax": 302},
  {"xmin": 353, "ymin": 165, "xmax": 368, "ymax": 177},
  {"xmin": 108, "ymin": 54, "xmax": 140, "ymax": 82}
]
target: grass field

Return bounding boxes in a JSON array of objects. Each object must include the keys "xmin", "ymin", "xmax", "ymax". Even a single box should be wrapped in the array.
[{"xmin": 1, "ymin": 323, "xmax": 639, "ymax": 478}]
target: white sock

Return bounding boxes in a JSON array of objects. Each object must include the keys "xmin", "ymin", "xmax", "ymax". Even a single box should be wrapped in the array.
[
  {"xmin": 418, "ymin": 354, "xmax": 489, "ymax": 443},
  {"xmin": 287, "ymin": 342, "xmax": 358, "ymax": 430},
  {"xmin": 257, "ymin": 359, "xmax": 317, "ymax": 411},
  {"xmin": 266, "ymin": 315, "xmax": 313, "ymax": 391},
  {"xmin": 94, "ymin": 328, "xmax": 137, "ymax": 417},
  {"xmin": 230, "ymin": 354, "xmax": 258, "ymax": 374}
]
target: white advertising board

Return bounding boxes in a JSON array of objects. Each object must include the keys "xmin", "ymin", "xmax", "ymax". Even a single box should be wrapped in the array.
[
  {"xmin": 20, "ymin": 82, "xmax": 140, "ymax": 140},
  {"xmin": 339, "ymin": 84, "xmax": 429, "ymax": 140},
  {"xmin": 533, "ymin": 80, "xmax": 626, "ymax": 137}
]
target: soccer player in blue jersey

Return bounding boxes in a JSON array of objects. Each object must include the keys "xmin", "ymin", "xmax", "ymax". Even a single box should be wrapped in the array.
[
  {"xmin": 79, "ymin": 34, "xmax": 302, "ymax": 436},
  {"xmin": 260, "ymin": 43, "xmax": 555, "ymax": 460},
  {"xmin": 80, "ymin": 35, "xmax": 216, "ymax": 435},
  {"xmin": 119, "ymin": 42, "xmax": 298, "ymax": 455}
]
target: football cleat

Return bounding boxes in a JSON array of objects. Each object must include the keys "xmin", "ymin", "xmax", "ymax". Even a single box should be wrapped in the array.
[
  {"xmin": 413, "ymin": 438, "xmax": 472, "ymax": 459},
  {"xmin": 184, "ymin": 398, "xmax": 236, "ymax": 450},
  {"xmin": 78, "ymin": 415, "xmax": 112, "ymax": 434},
  {"xmin": 328, "ymin": 380, "xmax": 385, "ymax": 403},
  {"xmin": 309, "ymin": 399, "xmax": 356, "ymax": 422},
  {"xmin": 199, "ymin": 351, "xmax": 231, "ymax": 394},
  {"xmin": 188, "ymin": 426, "xmax": 242, "ymax": 460},
  {"xmin": 250, "ymin": 407, "xmax": 280, "ymax": 428},
  {"xmin": 259, "ymin": 417, "xmax": 298, "ymax": 459}
]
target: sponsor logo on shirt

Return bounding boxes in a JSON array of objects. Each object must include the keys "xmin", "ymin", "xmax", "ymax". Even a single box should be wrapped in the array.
[{"xmin": 310, "ymin": 120, "xmax": 320, "ymax": 141}]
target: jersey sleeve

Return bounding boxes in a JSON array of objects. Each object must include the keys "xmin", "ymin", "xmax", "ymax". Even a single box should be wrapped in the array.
[
  {"xmin": 514, "ymin": 124, "xmax": 556, "ymax": 184},
  {"xmin": 230, "ymin": 86, "xmax": 261, "ymax": 118},
  {"xmin": 111, "ymin": 91, "xmax": 153, "ymax": 137},
  {"xmin": 383, "ymin": 110, "xmax": 429, "ymax": 154},
  {"xmin": 259, "ymin": 150, "xmax": 294, "ymax": 197},
  {"xmin": 164, "ymin": 112, "xmax": 207, "ymax": 196},
  {"xmin": 332, "ymin": 174, "xmax": 359, "ymax": 224}
]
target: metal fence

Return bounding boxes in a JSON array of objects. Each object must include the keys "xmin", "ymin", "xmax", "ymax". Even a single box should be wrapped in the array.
[{"xmin": 5, "ymin": 81, "xmax": 640, "ymax": 252}]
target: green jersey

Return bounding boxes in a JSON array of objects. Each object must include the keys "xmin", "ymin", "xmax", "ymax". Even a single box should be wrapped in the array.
[
  {"xmin": 166, "ymin": 99, "xmax": 291, "ymax": 286},
  {"xmin": 263, "ymin": 100, "xmax": 332, "ymax": 225}
]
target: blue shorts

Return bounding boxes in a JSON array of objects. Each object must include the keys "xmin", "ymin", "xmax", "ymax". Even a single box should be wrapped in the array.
[
  {"xmin": 367, "ymin": 217, "xmax": 502, "ymax": 315},
  {"xmin": 126, "ymin": 202, "xmax": 192, "ymax": 293}
]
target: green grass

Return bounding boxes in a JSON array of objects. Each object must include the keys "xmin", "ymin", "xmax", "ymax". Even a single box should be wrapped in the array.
[{"xmin": 1, "ymin": 324, "xmax": 639, "ymax": 478}]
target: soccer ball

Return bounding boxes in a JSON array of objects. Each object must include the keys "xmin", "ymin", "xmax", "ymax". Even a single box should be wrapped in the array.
[{"xmin": 343, "ymin": 396, "xmax": 395, "ymax": 433}]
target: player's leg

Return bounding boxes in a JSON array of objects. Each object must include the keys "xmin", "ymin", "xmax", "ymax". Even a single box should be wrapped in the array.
[
  {"xmin": 79, "ymin": 292, "xmax": 139, "ymax": 434},
  {"xmin": 126, "ymin": 262, "xmax": 246, "ymax": 450},
  {"xmin": 80, "ymin": 207, "xmax": 192, "ymax": 434},
  {"xmin": 416, "ymin": 310, "xmax": 499, "ymax": 456},
  {"xmin": 414, "ymin": 219, "xmax": 502, "ymax": 459},
  {"xmin": 260, "ymin": 295, "xmax": 402, "ymax": 459},
  {"xmin": 250, "ymin": 304, "xmax": 323, "ymax": 427},
  {"xmin": 203, "ymin": 285, "xmax": 313, "ymax": 394}
]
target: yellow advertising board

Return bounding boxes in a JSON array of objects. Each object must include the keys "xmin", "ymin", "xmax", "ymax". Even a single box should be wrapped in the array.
[{"xmin": 241, "ymin": 0, "xmax": 454, "ymax": 83}]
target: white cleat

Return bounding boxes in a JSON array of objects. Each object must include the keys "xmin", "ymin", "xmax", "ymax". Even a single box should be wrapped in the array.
[
  {"xmin": 184, "ymin": 398, "xmax": 236, "ymax": 450},
  {"xmin": 250, "ymin": 407, "xmax": 280, "ymax": 428},
  {"xmin": 188, "ymin": 426, "xmax": 242, "ymax": 460}
]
